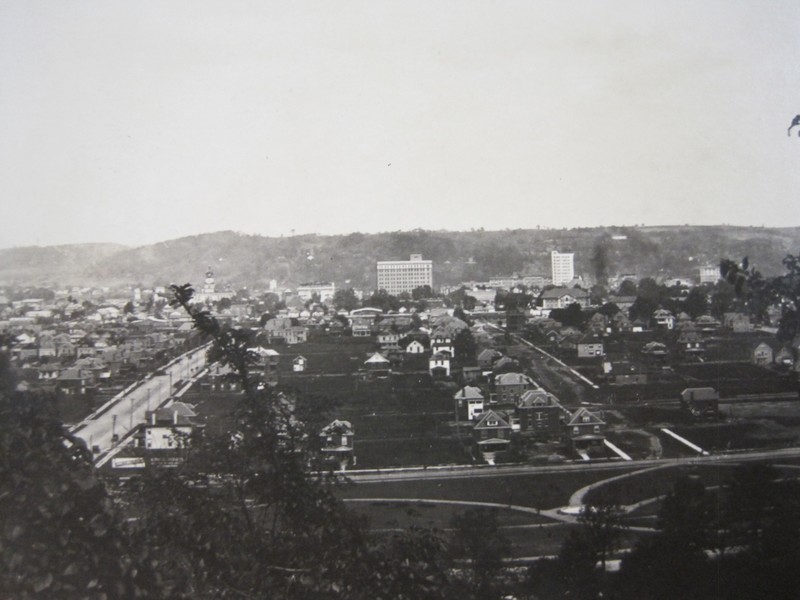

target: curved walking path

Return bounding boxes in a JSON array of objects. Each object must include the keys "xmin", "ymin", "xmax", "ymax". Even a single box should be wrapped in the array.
[
  {"xmin": 568, "ymin": 464, "xmax": 670, "ymax": 508},
  {"xmin": 343, "ymin": 497, "xmax": 655, "ymax": 532}
]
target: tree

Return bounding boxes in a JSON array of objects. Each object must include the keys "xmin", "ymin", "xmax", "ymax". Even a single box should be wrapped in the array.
[
  {"xmin": 577, "ymin": 501, "xmax": 627, "ymax": 573},
  {"xmin": 616, "ymin": 279, "xmax": 637, "ymax": 297},
  {"xmin": 450, "ymin": 508, "xmax": 509, "ymax": 598},
  {"xmin": 709, "ymin": 280, "xmax": 736, "ymax": 319},
  {"xmin": 597, "ymin": 302, "xmax": 620, "ymax": 317},
  {"xmin": 365, "ymin": 289, "xmax": 400, "ymax": 313},
  {"xmin": 453, "ymin": 305, "xmax": 470, "ymax": 324},
  {"xmin": 411, "ymin": 285, "xmax": 433, "ymax": 300},
  {"xmin": 723, "ymin": 253, "xmax": 800, "ymax": 341},
  {"xmin": 447, "ymin": 287, "xmax": 477, "ymax": 311},
  {"xmin": 549, "ymin": 302, "xmax": 585, "ymax": 328},
  {"xmin": 0, "ymin": 346, "xmax": 168, "ymax": 598},
  {"xmin": 333, "ymin": 287, "xmax": 359, "ymax": 312},
  {"xmin": 453, "ymin": 328, "xmax": 477, "ymax": 363},
  {"xmin": 770, "ymin": 254, "xmax": 800, "ymax": 342},
  {"xmin": 682, "ymin": 287, "xmax": 709, "ymax": 320}
]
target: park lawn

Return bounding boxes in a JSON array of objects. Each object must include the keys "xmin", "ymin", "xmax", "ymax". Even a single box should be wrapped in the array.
[
  {"xmin": 671, "ymin": 420, "xmax": 800, "ymax": 452},
  {"xmin": 346, "ymin": 500, "xmax": 552, "ymax": 530},
  {"xmin": 346, "ymin": 500, "xmax": 594, "ymax": 558},
  {"xmin": 582, "ymin": 464, "xmax": 741, "ymax": 506},
  {"xmin": 339, "ymin": 469, "xmax": 615, "ymax": 511},
  {"xmin": 354, "ymin": 436, "xmax": 469, "ymax": 469}
]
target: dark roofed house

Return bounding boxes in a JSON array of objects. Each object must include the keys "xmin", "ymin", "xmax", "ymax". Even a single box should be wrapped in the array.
[
  {"xmin": 477, "ymin": 348, "xmax": 503, "ymax": 369},
  {"xmin": 751, "ymin": 342, "xmax": 774, "ymax": 367},
  {"xmin": 609, "ymin": 360, "xmax": 648, "ymax": 385},
  {"xmin": 577, "ymin": 334, "xmax": 604, "ymax": 358},
  {"xmin": 472, "ymin": 409, "xmax": 512, "ymax": 463},
  {"xmin": 517, "ymin": 389, "xmax": 566, "ymax": 435},
  {"xmin": 494, "ymin": 372, "xmax": 535, "ymax": 403},
  {"xmin": 454, "ymin": 385, "xmax": 485, "ymax": 421},
  {"xmin": 723, "ymin": 312, "xmax": 751, "ymax": 333},
  {"xmin": 565, "ymin": 407, "xmax": 606, "ymax": 454},
  {"xmin": 677, "ymin": 330, "xmax": 705, "ymax": 356},
  {"xmin": 320, "ymin": 419, "xmax": 355, "ymax": 471},
  {"xmin": 641, "ymin": 341, "xmax": 668, "ymax": 358},
  {"xmin": 680, "ymin": 387, "xmax": 719, "ymax": 419}
]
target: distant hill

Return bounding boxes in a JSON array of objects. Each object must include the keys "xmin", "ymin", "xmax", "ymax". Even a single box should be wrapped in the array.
[
  {"xmin": 1, "ymin": 226, "xmax": 799, "ymax": 290},
  {"xmin": 0, "ymin": 243, "xmax": 127, "ymax": 286}
]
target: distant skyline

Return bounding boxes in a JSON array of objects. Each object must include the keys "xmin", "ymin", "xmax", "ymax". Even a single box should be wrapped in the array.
[{"xmin": 2, "ymin": 1, "xmax": 799, "ymax": 249}]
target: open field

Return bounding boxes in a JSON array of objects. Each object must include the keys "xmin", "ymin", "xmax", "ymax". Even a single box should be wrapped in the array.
[{"xmin": 339, "ymin": 468, "xmax": 614, "ymax": 510}]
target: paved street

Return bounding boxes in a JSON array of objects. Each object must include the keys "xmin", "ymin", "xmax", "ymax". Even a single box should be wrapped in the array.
[{"xmin": 72, "ymin": 344, "xmax": 210, "ymax": 456}]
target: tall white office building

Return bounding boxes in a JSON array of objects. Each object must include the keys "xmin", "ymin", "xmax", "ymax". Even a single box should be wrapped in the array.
[
  {"xmin": 377, "ymin": 254, "xmax": 433, "ymax": 295},
  {"xmin": 551, "ymin": 251, "xmax": 575, "ymax": 286}
]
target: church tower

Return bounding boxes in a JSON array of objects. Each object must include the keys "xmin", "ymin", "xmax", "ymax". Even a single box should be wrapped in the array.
[{"xmin": 203, "ymin": 267, "xmax": 216, "ymax": 295}]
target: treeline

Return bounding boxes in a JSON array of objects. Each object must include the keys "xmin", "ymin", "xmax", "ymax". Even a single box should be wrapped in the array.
[{"xmin": 3, "ymin": 226, "xmax": 800, "ymax": 288}]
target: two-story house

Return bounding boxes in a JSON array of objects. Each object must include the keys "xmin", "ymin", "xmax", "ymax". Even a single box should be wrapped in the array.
[
  {"xmin": 565, "ymin": 407, "xmax": 606, "ymax": 453},
  {"xmin": 493, "ymin": 372, "xmax": 536, "ymax": 403},
  {"xmin": 516, "ymin": 389, "xmax": 566, "ymax": 435},
  {"xmin": 320, "ymin": 419, "xmax": 355, "ymax": 471},
  {"xmin": 454, "ymin": 385, "xmax": 485, "ymax": 421}
]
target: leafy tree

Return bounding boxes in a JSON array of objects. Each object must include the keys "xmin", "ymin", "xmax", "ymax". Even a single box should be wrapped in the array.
[
  {"xmin": 365, "ymin": 289, "xmax": 400, "ymax": 313},
  {"xmin": 549, "ymin": 302, "xmax": 585, "ymax": 328},
  {"xmin": 452, "ymin": 305, "xmax": 470, "ymax": 325},
  {"xmin": 494, "ymin": 291, "xmax": 532, "ymax": 312},
  {"xmin": 709, "ymin": 280, "xmax": 736, "ymax": 319},
  {"xmin": 412, "ymin": 285, "xmax": 433, "ymax": 300},
  {"xmin": 0, "ymin": 347, "xmax": 167, "ymax": 598},
  {"xmin": 577, "ymin": 501, "xmax": 627, "ymax": 573},
  {"xmin": 722, "ymin": 253, "xmax": 800, "ymax": 340},
  {"xmin": 450, "ymin": 508, "xmax": 509, "ymax": 599},
  {"xmin": 123, "ymin": 300, "xmax": 135, "ymax": 314},
  {"xmin": 453, "ymin": 328, "xmax": 477, "ymax": 363},
  {"xmin": 597, "ymin": 302, "xmax": 620, "ymax": 317},
  {"xmin": 681, "ymin": 287, "xmax": 709, "ymax": 319},
  {"xmin": 770, "ymin": 254, "xmax": 800, "ymax": 342},
  {"xmin": 616, "ymin": 279, "xmax": 638, "ymax": 297},
  {"xmin": 447, "ymin": 287, "xmax": 478, "ymax": 311},
  {"xmin": 333, "ymin": 288, "xmax": 360, "ymax": 312}
]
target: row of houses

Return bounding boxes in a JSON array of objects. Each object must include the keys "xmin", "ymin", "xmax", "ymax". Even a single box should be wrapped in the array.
[{"xmin": 453, "ymin": 382, "xmax": 608, "ymax": 462}]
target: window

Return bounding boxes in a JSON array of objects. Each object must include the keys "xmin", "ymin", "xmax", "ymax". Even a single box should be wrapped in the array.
[{"xmin": 593, "ymin": 425, "xmax": 600, "ymax": 434}]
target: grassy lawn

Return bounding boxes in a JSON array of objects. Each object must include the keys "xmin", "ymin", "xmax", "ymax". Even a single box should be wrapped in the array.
[
  {"xmin": 346, "ymin": 499, "xmax": 588, "ymax": 558},
  {"xmin": 582, "ymin": 464, "xmax": 738, "ymax": 506},
  {"xmin": 671, "ymin": 420, "xmax": 800, "ymax": 452},
  {"xmin": 339, "ymin": 469, "xmax": 617, "ymax": 510}
]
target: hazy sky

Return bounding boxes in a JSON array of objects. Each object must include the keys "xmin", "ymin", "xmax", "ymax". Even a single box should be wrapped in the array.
[{"xmin": 1, "ymin": 1, "xmax": 799, "ymax": 248}]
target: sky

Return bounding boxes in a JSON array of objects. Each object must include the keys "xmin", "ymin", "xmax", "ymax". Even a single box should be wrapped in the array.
[{"xmin": 1, "ymin": 1, "xmax": 799, "ymax": 249}]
